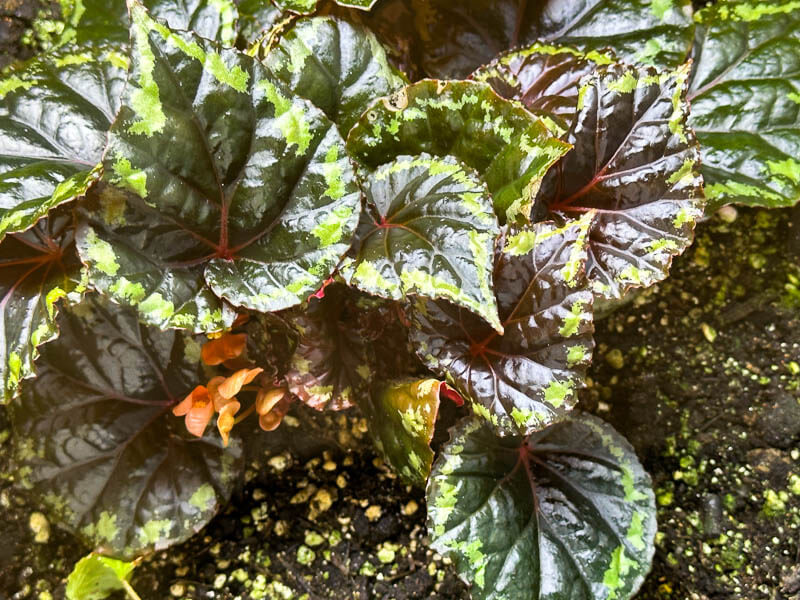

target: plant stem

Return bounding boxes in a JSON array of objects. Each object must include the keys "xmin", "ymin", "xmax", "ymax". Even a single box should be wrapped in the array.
[{"xmin": 121, "ymin": 580, "xmax": 143, "ymax": 600}]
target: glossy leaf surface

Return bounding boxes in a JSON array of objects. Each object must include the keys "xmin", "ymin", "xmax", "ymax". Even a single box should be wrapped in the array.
[
  {"xmin": 688, "ymin": 0, "xmax": 800, "ymax": 209},
  {"xmin": 77, "ymin": 2, "xmax": 360, "ymax": 332},
  {"xmin": 343, "ymin": 154, "xmax": 502, "ymax": 332},
  {"xmin": 410, "ymin": 217, "xmax": 595, "ymax": 436},
  {"xmin": 361, "ymin": 378, "xmax": 443, "ymax": 487},
  {"xmin": 284, "ymin": 285, "xmax": 371, "ymax": 411},
  {"xmin": 264, "ymin": 16, "xmax": 406, "ymax": 134},
  {"xmin": 237, "ymin": 0, "xmax": 286, "ymax": 44},
  {"xmin": 539, "ymin": 63, "xmax": 704, "ymax": 299},
  {"xmin": 59, "ymin": 0, "xmax": 239, "ymax": 46},
  {"xmin": 0, "ymin": 45, "xmax": 126, "ymax": 241},
  {"xmin": 346, "ymin": 79, "xmax": 571, "ymax": 224},
  {"xmin": 12, "ymin": 296, "xmax": 243, "ymax": 560},
  {"xmin": 0, "ymin": 211, "xmax": 83, "ymax": 404},
  {"xmin": 427, "ymin": 414, "xmax": 656, "ymax": 600},
  {"xmin": 273, "ymin": 0, "xmax": 378, "ymax": 15},
  {"xmin": 66, "ymin": 554, "xmax": 136, "ymax": 600},
  {"xmin": 398, "ymin": 0, "xmax": 694, "ymax": 78},
  {"xmin": 472, "ymin": 43, "xmax": 615, "ymax": 135}
]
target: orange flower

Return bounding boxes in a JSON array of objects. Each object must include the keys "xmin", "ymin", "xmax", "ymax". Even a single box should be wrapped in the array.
[
  {"xmin": 201, "ymin": 333, "xmax": 247, "ymax": 366},
  {"xmin": 256, "ymin": 388, "xmax": 291, "ymax": 432},
  {"xmin": 218, "ymin": 367, "xmax": 263, "ymax": 400},
  {"xmin": 216, "ymin": 400, "xmax": 241, "ymax": 447},
  {"xmin": 173, "ymin": 386, "xmax": 214, "ymax": 437},
  {"xmin": 256, "ymin": 387, "xmax": 287, "ymax": 416},
  {"xmin": 207, "ymin": 376, "xmax": 229, "ymax": 411}
]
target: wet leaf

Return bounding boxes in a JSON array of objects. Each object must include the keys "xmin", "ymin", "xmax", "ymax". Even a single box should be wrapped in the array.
[
  {"xmin": 60, "ymin": 0, "xmax": 240, "ymax": 46},
  {"xmin": 77, "ymin": 1, "xmax": 361, "ymax": 332},
  {"xmin": 283, "ymin": 284, "xmax": 371, "ymax": 411},
  {"xmin": 538, "ymin": 63, "xmax": 704, "ymax": 299},
  {"xmin": 66, "ymin": 553, "xmax": 137, "ymax": 600},
  {"xmin": 343, "ymin": 154, "xmax": 502, "ymax": 332},
  {"xmin": 361, "ymin": 378, "xmax": 444, "ymax": 487},
  {"xmin": 346, "ymin": 79, "xmax": 571, "ymax": 224},
  {"xmin": 0, "ymin": 211, "xmax": 84, "ymax": 404},
  {"xmin": 427, "ymin": 413, "xmax": 656, "ymax": 600},
  {"xmin": 0, "ymin": 45, "xmax": 126, "ymax": 242},
  {"xmin": 11, "ymin": 296, "xmax": 243, "ymax": 560},
  {"xmin": 383, "ymin": 0, "xmax": 694, "ymax": 79},
  {"xmin": 688, "ymin": 0, "xmax": 800, "ymax": 210},
  {"xmin": 264, "ymin": 15, "xmax": 406, "ymax": 134},
  {"xmin": 472, "ymin": 42, "xmax": 615, "ymax": 136},
  {"xmin": 410, "ymin": 217, "xmax": 595, "ymax": 436}
]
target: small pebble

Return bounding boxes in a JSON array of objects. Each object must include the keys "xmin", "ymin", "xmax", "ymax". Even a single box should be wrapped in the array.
[
  {"xmin": 365, "ymin": 505, "xmax": 382, "ymax": 521},
  {"xmin": 29, "ymin": 512, "xmax": 49, "ymax": 543},
  {"xmin": 402, "ymin": 500, "xmax": 418, "ymax": 516},
  {"xmin": 717, "ymin": 205, "xmax": 738, "ymax": 223},
  {"xmin": 605, "ymin": 349, "xmax": 625, "ymax": 370}
]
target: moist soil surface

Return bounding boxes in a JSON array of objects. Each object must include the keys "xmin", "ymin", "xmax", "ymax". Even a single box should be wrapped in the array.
[{"xmin": 2, "ymin": 1, "xmax": 800, "ymax": 598}]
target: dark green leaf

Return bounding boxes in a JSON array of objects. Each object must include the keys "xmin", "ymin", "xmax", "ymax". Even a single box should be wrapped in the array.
[
  {"xmin": 343, "ymin": 154, "xmax": 502, "ymax": 332},
  {"xmin": 264, "ymin": 15, "xmax": 406, "ymax": 134},
  {"xmin": 427, "ymin": 413, "xmax": 656, "ymax": 600},
  {"xmin": 0, "ymin": 45, "xmax": 126, "ymax": 241},
  {"xmin": 77, "ymin": 2, "xmax": 360, "ymax": 332},
  {"xmin": 361, "ymin": 378, "xmax": 444, "ymax": 487},
  {"xmin": 245, "ymin": 313, "xmax": 298, "ymax": 381},
  {"xmin": 346, "ymin": 80, "xmax": 571, "ymax": 224},
  {"xmin": 410, "ymin": 216, "xmax": 595, "ymax": 436},
  {"xmin": 66, "ymin": 553, "xmax": 137, "ymax": 600},
  {"xmin": 0, "ymin": 211, "xmax": 84, "ymax": 404},
  {"xmin": 59, "ymin": 0, "xmax": 239, "ymax": 47},
  {"xmin": 272, "ymin": 0, "xmax": 378, "ymax": 15},
  {"xmin": 283, "ymin": 284, "xmax": 372, "ymax": 411},
  {"xmin": 12, "ymin": 296, "xmax": 243, "ymax": 560},
  {"xmin": 688, "ymin": 0, "xmax": 800, "ymax": 210},
  {"xmin": 386, "ymin": 0, "xmax": 694, "ymax": 79},
  {"xmin": 472, "ymin": 43, "xmax": 615, "ymax": 136},
  {"xmin": 237, "ymin": 0, "xmax": 287, "ymax": 44},
  {"xmin": 538, "ymin": 63, "xmax": 704, "ymax": 299}
]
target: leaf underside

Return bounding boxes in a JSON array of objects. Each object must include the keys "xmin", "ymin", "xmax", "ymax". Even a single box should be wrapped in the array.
[
  {"xmin": 0, "ymin": 45, "xmax": 126, "ymax": 242},
  {"xmin": 343, "ymin": 154, "xmax": 502, "ymax": 332},
  {"xmin": 427, "ymin": 413, "xmax": 656, "ymax": 600},
  {"xmin": 346, "ymin": 79, "xmax": 571, "ymax": 224},
  {"xmin": 538, "ymin": 62, "xmax": 704, "ymax": 300},
  {"xmin": 11, "ymin": 296, "xmax": 243, "ymax": 560},
  {"xmin": 688, "ymin": 0, "xmax": 800, "ymax": 210},
  {"xmin": 410, "ymin": 218, "xmax": 595, "ymax": 437},
  {"xmin": 0, "ymin": 211, "xmax": 83, "ymax": 404},
  {"xmin": 77, "ymin": 3, "xmax": 361, "ymax": 332}
]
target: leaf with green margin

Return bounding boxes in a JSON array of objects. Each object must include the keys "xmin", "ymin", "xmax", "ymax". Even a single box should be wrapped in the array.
[
  {"xmin": 0, "ymin": 210, "xmax": 84, "ymax": 405},
  {"xmin": 538, "ymin": 62, "xmax": 704, "ymax": 300},
  {"xmin": 409, "ymin": 216, "xmax": 595, "ymax": 437},
  {"xmin": 371, "ymin": 0, "xmax": 694, "ymax": 79},
  {"xmin": 264, "ymin": 15, "xmax": 407, "ymax": 134},
  {"xmin": 0, "ymin": 45, "xmax": 126, "ymax": 242},
  {"xmin": 342, "ymin": 154, "xmax": 502, "ymax": 333},
  {"xmin": 11, "ymin": 295, "xmax": 243, "ymax": 560},
  {"xmin": 77, "ymin": 1, "xmax": 360, "ymax": 333},
  {"xmin": 472, "ymin": 42, "xmax": 616, "ymax": 136},
  {"xmin": 361, "ymin": 378, "xmax": 444, "ymax": 488},
  {"xmin": 346, "ymin": 79, "xmax": 571, "ymax": 224},
  {"xmin": 66, "ymin": 553, "xmax": 137, "ymax": 600},
  {"xmin": 283, "ymin": 284, "xmax": 372, "ymax": 411},
  {"xmin": 427, "ymin": 413, "xmax": 656, "ymax": 600},
  {"xmin": 687, "ymin": 0, "xmax": 800, "ymax": 210},
  {"xmin": 272, "ymin": 0, "xmax": 379, "ymax": 16},
  {"xmin": 57, "ymin": 0, "xmax": 240, "ymax": 46}
]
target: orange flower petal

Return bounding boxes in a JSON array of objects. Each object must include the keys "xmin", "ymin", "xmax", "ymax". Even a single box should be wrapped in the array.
[
  {"xmin": 258, "ymin": 397, "xmax": 291, "ymax": 432},
  {"xmin": 201, "ymin": 333, "xmax": 247, "ymax": 366},
  {"xmin": 184, "ymin": 400, "xmax": 214, "ymax": 437},
  {"xmin": 255, "ymin": 387, "xmax": 286, "ymax": 416},
  {"xmin": 173, "ymin": 385, "xmax": 207, "ymax": 416},
  {"xmin": 216, "ymin": 400, "xmax": 240, "ymax": 447},
  {"xmin": 207, "ymin": 376, "xmax": 230, "ymax": 411},
  {"xmin": 218, "ymin": 367, "xmax": 263, "ymax": 400}
]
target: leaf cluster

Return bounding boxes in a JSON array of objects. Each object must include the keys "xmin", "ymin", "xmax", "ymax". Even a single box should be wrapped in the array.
[{"xmin": 1, "ymin": 0, "xmax": 796, "ymax": 598}]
